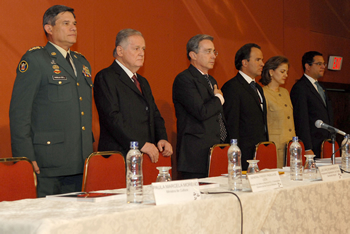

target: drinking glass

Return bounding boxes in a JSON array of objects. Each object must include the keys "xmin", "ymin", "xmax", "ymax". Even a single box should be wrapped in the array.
[
  {"xmin": 156, "ymin": 167, "xmax": 172, "ymax": 182},
  {"xmin": 246, "ymin": 160, "xmax": 260, "ymax": 175},
  {"xmin": 303, "ymin": 155, "xmax": 317, "ymax": 180}
]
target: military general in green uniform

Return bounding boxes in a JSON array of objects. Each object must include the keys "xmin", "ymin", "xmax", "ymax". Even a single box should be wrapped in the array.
[{"xmin": 9, "ymin": 5, "xmax": 93, "ymax": 197}]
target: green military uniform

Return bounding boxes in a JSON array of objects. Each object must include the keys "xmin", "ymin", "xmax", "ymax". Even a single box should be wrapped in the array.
[{"xmin": 10, "ymin": 42, "xmax": 93, "ymax": 192}]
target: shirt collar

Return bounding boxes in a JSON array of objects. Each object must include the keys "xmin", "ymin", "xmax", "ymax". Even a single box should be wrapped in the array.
[
  {"xmin": 115, "ymin": 59, "xmax": 136, "ymax": 79},
  {"xmin": 239, "ymin": 70, "xmax": 255, "ymax": 84},
  {"xmin": 49, "ymin": 41, "xmax": 70, "ymax": 58},
  {"xmin": 304, "ymin": 73, "xmax": 317, "ymax": 84}
]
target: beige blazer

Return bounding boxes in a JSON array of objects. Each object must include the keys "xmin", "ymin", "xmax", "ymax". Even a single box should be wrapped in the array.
[{"xmin": 263, "ymin": 86, "xmax": 296, "ymax": 168}]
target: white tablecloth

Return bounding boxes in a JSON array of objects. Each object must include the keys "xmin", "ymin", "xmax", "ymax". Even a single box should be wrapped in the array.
[{"xmin": 1, "ymin": 172, "xmax": 350, "ymax": 234}]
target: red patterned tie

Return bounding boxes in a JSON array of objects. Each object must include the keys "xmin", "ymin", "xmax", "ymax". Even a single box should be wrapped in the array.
[{"xmin": 132, "ymin": 75, "xmax": 142, "ymax": 94}]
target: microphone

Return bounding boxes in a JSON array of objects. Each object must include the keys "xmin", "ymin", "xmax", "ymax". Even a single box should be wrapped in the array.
[{"xmin": 315, "ymin": 120, "xmax": 346, "ymax": 136}]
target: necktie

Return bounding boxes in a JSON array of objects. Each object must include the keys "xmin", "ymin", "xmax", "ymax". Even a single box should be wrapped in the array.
[
  {"xmin": 250, "ymin": 81, "xmax": 262, "ymax": 104},
  {"xmin": 66, "ymin": 53, "xmax": 74, "ymax": 71},
  {"xmin": 315, "ymin": 81, "xmax": 326, "ymax": 106},
  {"xmin": 132, "ymin": 75, "xmax": 142, "ymax": 94},
  {"xmin": 204, "ymin": 74, "xmax": 227, "ymax": 142}
]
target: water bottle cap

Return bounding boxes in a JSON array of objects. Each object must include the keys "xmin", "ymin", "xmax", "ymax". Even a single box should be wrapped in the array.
[
  {"xmin": 230, "ymin": 139, "xmax": 238, "ymax": 144},
  {"xmin": 130, "ymin": 141, "xmax": 139, "ymax": 148},
  {"xmin": 292, "ymin": 136, "xmax": 298, "ymax": 141}
]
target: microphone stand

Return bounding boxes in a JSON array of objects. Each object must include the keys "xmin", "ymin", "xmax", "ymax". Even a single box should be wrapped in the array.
[{"xmin": 331, "ymin": 133, "xmax": 336, "ymax": 165}]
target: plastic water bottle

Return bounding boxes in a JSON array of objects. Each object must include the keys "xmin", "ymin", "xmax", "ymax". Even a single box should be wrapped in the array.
[
  {"xmin": 126, "ymin": 141, "xmax": 143, "ymax": 203},
  {"xmin": 341, "ymin": 134, "xmax": 350, "ymax": 171},
  {"xmin": 228, "ymin": 139, "xmax": 242, "ymax": 191},
  {"xmin": 290, "ymin": 136, "xmax": 303, "ymax": 181}
]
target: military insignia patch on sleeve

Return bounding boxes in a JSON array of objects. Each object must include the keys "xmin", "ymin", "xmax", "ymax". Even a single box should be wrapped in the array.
[{"xmin": 18, "ymin": 60, "xmax": 28, "ymax": 73}]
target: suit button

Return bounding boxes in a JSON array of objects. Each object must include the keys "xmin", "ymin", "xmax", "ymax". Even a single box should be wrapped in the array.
[
  {"xmin": 82, "ymin": 126, "xmax": 85, "ymax": 130},
  {"xmin": 47, "ymin": 141, "xmax": 51, "ymax": 145},
  {"xmin": 145, "ymin": 107, "xmax": 149, "ymax": 111},
  {"xmin": 77, "ymin": 82, "xmax": 80, "ymax": 86},
  {"xmin": 285, "ymin": 104, "xmax": 287, "ymax": 107},
  {"xmin": 58, "ymin": 81, "xmax": 62, "ymax": 85},
  {"xmin": 79, "ymin": 97, "xmax": 83, "ymax": 101},
  {"xmin": 287, "ymin": 116, "xmax": 290, "ymax": 119},
  {"xmin": 289, "ymin": 129, "xmax": 292, "ymax": 132},
  {"xmin": 81, "ymin": 112, "xmax": 84, "ymax": 115},
  {"xmin": 279, "ymin": 94, "xmax": 281, "ymax": 96}
]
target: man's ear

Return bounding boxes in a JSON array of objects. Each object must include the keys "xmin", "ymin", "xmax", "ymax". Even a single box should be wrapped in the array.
[
  {"xmin": 189, "ymin": 51, "xmax": 197, "ymax": 61},
  {"xmin": 116, "ymin": 45, "xmax": 123, "ymax": 57},
  {"xmin": 305, "ymin": 63, "xmax": 311, "ymax": 71},
  {"xmin": 242, "ymin": 59, "xmax": 248, "ymax": 67},
  {"xmin": 44, "ymin": 24, "xmax": 52, "ymax": 36}
]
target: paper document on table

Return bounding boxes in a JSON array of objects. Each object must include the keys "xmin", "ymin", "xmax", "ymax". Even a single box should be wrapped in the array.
[{"xmin": 46, "ymin": 192, "xmax": 126, "ymax": 202}]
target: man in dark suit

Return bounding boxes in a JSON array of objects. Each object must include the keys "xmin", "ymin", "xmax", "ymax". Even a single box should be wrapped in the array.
[
  {"xmin": 10, "ymin": 5, "xmax": 93, "ymax": 197},
  {"xmin": 94, "ymin": 29, "xmax": 172, "ymax": 162},
  {"xmin": 222, "ymin": 43, "xmax": 268, "ymax": 170},
  {"xmin": 173, "ymin": 34, "xmax": 227, "ymax": 179},
  {"xmin": 290, "ymin": 51, "xmax": 334, "ymax": 158}
]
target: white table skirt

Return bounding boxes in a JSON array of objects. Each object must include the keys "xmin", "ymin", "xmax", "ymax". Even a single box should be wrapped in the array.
[{"xmin": 1, "ymin": 173, "xmax": 350, "ymax": 234}]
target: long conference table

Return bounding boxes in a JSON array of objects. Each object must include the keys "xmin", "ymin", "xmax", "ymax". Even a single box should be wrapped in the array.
[{"xmin": 1, "ymin": 171, "xmax": 350, "ymax": 234}]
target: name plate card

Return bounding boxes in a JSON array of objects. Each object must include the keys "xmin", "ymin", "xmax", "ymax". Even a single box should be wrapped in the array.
[
  {"xmin": 318, "ymin": 165, "xmax": 342, "ymax": 181},
  {"xmin": 247, "ymin": 171, "xmax": 283, "ymax": 192},
  {"xmin": 152, "ymin": 179, "xmax": 201, "ymax": 205}
]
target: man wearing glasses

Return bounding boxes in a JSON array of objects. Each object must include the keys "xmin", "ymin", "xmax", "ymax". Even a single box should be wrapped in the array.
[
  {"xmin": 291, "ymin": 51, "xmax": 334, "ymax": 158},
  {"xmin": 173, "ymin": 34, "xmax": 227, "ymax": 179}
]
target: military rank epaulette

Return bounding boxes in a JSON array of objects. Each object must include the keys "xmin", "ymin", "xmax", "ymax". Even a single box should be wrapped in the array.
[
  {"xmin": 28, "ymin": 46, "xmax": 42, "ymax": 51},
  {"xmin": 73, "ymin": 51, "xmax": 85, "ymax": 58}
]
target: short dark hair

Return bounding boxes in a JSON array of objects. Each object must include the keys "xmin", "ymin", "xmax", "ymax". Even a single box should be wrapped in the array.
[
  {"xmin": 113, "ymin": 28, "xmax": 143, "ymax": 57},
  {"xmin": 43, "ymin": 5, "xmax": 75, "ymax": 38},
  {"xmin": 302, "ymin": 51, "xmax": 323, "ymax": 71},
  {"xmin": 235, "ymin": 43, "xmax": 261, "ymax": 70},
  {"xmin": 186, "ymin": 34, "xmax": 214, "ymax": 61},
  {"xmin": 260, "ymin": 56, "xmax": 289, "ymax": 85}
]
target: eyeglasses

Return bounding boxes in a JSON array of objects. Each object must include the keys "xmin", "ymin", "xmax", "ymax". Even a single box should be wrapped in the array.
[
  {"xmin": 312, "ymin": 62, "xmax": 327, "ymax": 66},
  {"xmin": 198, "ymin": 50, "xmax": 218, "ymax": 56}
]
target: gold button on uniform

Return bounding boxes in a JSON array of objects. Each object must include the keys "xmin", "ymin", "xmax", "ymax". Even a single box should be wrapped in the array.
[
  {"xmin": 47, "ymin": 141, "xmax": 51, "ymax": 145},
  {"xmin": 82, "ymin": 126, "xmax": 85, "ymax": 130},
  {"xmin": 81, "ymin": 112, "xmax": 84, "ymax": 115},
  {"xmin": 79, "ymin": 97, "xmax": 82, "ymax": 101},
  {"xmin": 77, "ymin": 82, "xmax": 80, "ymax": 86},
  {"xmin": 58, "ymin": 81, "xmax": 62, "ymax": 84}
]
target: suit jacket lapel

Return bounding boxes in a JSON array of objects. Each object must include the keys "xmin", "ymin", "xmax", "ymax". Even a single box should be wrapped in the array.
[
  {"xmin": 111, "ymin": 61, "xmax": 144, "ymax": 97},
  {"xmin": 237, "ymin": 73, "xmax": 261, "ymax": 109},
  {"xmin": 188, "ymin": 64, "xmax": 214, "ymax": 95},
  {"xmin": 302, "ymin": 75, "xmax": 326, "ymax": 107},
  {"xmin": 45, "ymin": 43, "xmax": 76, "ymax": 79}
]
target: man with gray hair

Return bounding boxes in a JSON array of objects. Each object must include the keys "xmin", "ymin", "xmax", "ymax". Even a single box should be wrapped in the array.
[
  {"xmin": 94, "ymin": 29, "xmax": 172, "ymax": 162},
  {"xmin": 173, "ymin": 34, "xmax": 227, "ymax": 179}
]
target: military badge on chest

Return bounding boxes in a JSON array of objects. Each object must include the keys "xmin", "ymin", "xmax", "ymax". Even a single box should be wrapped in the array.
[
  {"xmin": 82, "ymin": 65, "xmax": 91, "ymax": 78},
  {"xmin": 52, "ymin": 65, "xmax": 61, "ymax": 74}
]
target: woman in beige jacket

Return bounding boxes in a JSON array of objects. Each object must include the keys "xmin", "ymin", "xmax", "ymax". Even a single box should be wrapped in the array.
[{"xmin": 260, "ymin": 56, "xmax": 296, "ymax": 168}]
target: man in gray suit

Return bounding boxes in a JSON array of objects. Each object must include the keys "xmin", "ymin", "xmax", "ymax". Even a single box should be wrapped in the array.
[{"xmin": 10, "ymin": 5, "xmax": 93, "ymax": 197}]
